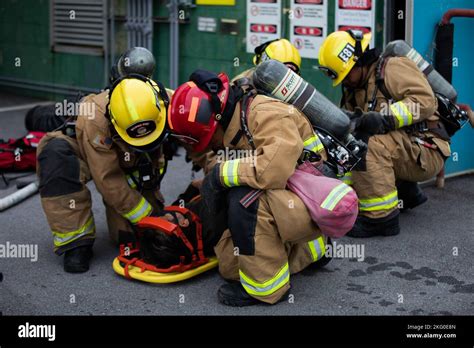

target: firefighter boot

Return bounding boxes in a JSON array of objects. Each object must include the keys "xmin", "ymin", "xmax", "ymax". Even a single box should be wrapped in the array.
[
  {"xmin": 64, "ymin": 245, "xmax": 93, "ymax": 273},
  {"xmin": 347, "ymin": 211, "xmax": 400, "ymax": 238},
  {"xmin": 218, "ymin": 282, "xmax": 290, "ymax": 307},
  {"xmin": 397, "ymin": 180, "xmax": 428, "ymax": 212}
]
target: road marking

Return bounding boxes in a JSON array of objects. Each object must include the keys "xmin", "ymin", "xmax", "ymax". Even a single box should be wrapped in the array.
[{"xmin": 0, "ymin": 102, "xmax": 53, "ymax": 113}]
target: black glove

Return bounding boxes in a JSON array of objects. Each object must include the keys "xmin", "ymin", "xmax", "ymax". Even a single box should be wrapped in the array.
[
  {"xmin": 342, "ymin": 109, "xmax": 357, "ymax": 120},
  {"xmin": 354, "ymin": 111, "xmax": 395, "ymax": 135},
  {"xmin": 171, "ymin": 183, "xmax": 201, "ymax": 206},
  {"xmin": 200, "ymin": 164, "xmax": 227, "ymax": 216}
]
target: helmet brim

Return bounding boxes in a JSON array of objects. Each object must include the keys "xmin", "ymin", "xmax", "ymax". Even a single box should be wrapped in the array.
[
  {"xmin": 191, "ymin": 123, "xmax": 216, "ymax": 152},
  {"xmin": 112, "ymin": 106, "xmax": 167, "ymax": 147}
]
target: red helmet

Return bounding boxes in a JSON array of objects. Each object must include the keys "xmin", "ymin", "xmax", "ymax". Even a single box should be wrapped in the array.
[{"xmin": 168, "ymin": 72, "xmax": 230, "ymax": 152}]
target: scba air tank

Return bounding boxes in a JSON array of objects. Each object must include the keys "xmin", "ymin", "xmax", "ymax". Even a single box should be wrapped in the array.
[
  {"xmin": 252, "ymin": 60, "xmax": 351, "ymax": 142},
  {"xmin": 383, "ymin": 40, "xmax": 458, "ymax": 102}
]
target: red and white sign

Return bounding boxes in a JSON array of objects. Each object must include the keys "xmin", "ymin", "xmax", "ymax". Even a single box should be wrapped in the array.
[
  {"xmin": 337, "ymin": 25, "xmax": 371, "ymax": 33},
  {"xmin": 338, "ymin": 0, "xmax": 372, "ymax": 10},
  {"xmin": 250, "ymin": 23, "xmax": 278, "ymax": 33},
  {"xmin": 246, "ymin": 0, "xmax": 281, "ymax": 53},
  {"xmin": 290, "ymin": 0, "xmax": 327, "ymax": 59},
  {"xmin": 335, "ymin": 0, "xmax": 376, "ymax": 47},
  {"xmin": 294, "ymin": 26, "xmax": 323, "ymax": 36}
]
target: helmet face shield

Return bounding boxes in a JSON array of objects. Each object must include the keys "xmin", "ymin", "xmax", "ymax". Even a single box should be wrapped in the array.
[
  {"xmin": 169, "ymin": 133, "xmax": 199, "ymax": 146},
  {"xmin": 318, "ymin": 66, "xmax": 338, "ymax": 80},
  {"xmin": 129, "ymin": 131, "xmax": 169, "ymax": 153}
]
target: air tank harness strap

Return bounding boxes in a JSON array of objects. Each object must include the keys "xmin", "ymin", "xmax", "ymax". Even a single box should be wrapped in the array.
[
  {"xmin": 368, "ymin": 56, "xmax": 392, "ymax": 112},
  {"xmin": 228, "ymin": 89, "xmax": 264, "ymax": 209},
  {"xmin": 229, "ymin": 89, "xmax": 257, "ymax": 150}
]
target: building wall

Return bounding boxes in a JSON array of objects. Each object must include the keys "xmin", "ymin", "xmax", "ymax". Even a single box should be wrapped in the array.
[
  {"xmin": 0, "ymin": 0, "xmax": 106, "ymax": 100},
  {"xmin": 154, "ymin": 0, "xmax": 384, "ymax": 103},
  {"xmin": 0, "ymin": 0, "xmax": 385, "ymax": 104},
  {"xmin": 412, "ymin": 0, "xmax": 474, "ymax": 174}
]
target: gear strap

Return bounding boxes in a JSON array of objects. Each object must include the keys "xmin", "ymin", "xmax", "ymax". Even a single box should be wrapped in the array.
[
  {"xmin": 189, "ymin": 70, "xmax": 223, "ymax": 116},
  {"xmin": 117, "ymin": 207, "xmax": 208, "ymax": 275},
  {"xmin": 229, "ymin": 89, "xmax": 257, "ymax": 150},
  {"xmin": 368, "ymin": 56, "xmax": 392, "ymax": 111}
]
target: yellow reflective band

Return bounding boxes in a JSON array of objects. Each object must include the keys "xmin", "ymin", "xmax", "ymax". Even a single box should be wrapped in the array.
[
  {"xmin": 303, "ymin": 134, "xmax": 324, "ymax": 153},
  {"xmin": 359, "ymin": 190, "xmax": 399, "ymax": 212},
  {"xmin": 126, "ymin": 175, "xmax": 137, "ymax": 189},
  {"xmin": 337, "ymin": 171, "xmax": 353, "ymax": 185},
  {"xmin": 52, "ymin": 216, "xmax": 95, "ymax": 247},
  {"xmin": 125, "ymin": 97, "xmax": 140, "ymax": 122},
  {"xmin": 239, "ymin": 263, "xmax": 290, "ymax": 297},
  {"xmin": 308, "ymin": 236, "xmax": 326, "ymax": 262},
  {"xmin": 390, "ymin": 101, "xmax": 413, "ymax": 128},
  {"xmin": 321, "ymin": 183, "xmax": 353, "ymax": 211},
  {"xmin": 222, "ymin": 159, "xmax": 240, "ymax": 187},
  {"xmin": 123, "ymin": 197, "xmax": 152, "ymax": 224}
]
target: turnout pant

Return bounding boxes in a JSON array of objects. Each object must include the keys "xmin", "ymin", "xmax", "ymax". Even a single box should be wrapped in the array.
[
  {"xmin": 215, "ymin": 187, "xmax": 327, "ymax": 304},
  {"xmin": 352, "ymin": 130, "xmax": 445, "ymax": 219},
  {"xmin": 36, "ymin": 132, "xmax": 156, "ymax": 255}
]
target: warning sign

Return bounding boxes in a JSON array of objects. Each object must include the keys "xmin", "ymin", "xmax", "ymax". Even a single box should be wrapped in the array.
[
  {"xmin": 246, "ymin": 0, "xmax": 282, "ymax": 53},
  {"xmin": 289, "ymin": 0, "xmax": 327, "ymax": 59},
  {"xmin": 335, "ymin": 0, "xmax": 376, "ymax": 47}
]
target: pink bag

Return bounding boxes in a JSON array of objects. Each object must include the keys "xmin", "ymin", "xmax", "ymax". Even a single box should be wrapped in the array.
[{"xmin": 287, "ymin": 162, "xmax": 358, "ymax": 238}]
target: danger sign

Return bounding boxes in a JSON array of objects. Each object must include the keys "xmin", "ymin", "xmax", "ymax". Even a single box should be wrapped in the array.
[
  {"xmin": 338, "ymin": 0, "xmax": 372, "ymax": 10},
  {"xmin": 335, "ymin": 0, "xmax": 376, "ymax": 47}
]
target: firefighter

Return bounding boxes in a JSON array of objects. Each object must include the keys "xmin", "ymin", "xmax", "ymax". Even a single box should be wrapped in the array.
[
  {"xmin": 317, "ymin": 30, "xmax": 451, "ymax": 237},
  {"xmin": 233, "ymin": 38, "xmax": 302, "ymax": 82},
  {"xmin": 179, "ymin": 39, "xmax": 300, "ymax": 193},
  {"xmin": 37, "ymin": 75, "xmax": 170, "ymax": 273},
  {"xmin": 168, "ymin": 70, "xmax": 331, "ymax": 306}
]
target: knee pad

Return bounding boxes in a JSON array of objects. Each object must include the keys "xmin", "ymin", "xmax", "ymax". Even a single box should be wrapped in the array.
[
  {"xmin": 226, "ymin": 187, "xmax": 259, "ymax": 256},
  {"xmin": 38, "ymin": 138, "xmax": 82, "ymax": 197}
]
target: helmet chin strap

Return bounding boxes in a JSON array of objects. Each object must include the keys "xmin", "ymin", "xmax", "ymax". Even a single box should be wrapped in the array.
[
  {"xmin": 219, "ymin": 85, "xmax": 242, "ymax": 132},
  {"xmin": 128, "ymin": 131, "xmax": 169, "ymax": 153},
  {"xmin": 352, "ymin": 48, "xmax": 382, "ymax": 88}
]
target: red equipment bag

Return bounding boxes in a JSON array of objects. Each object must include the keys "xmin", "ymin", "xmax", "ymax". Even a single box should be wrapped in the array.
[{"xmin": 0, "ymin": 132, "xmax": 45, "ymax": 171}]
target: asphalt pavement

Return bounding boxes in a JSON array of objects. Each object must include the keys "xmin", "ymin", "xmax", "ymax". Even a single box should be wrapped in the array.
[{"xmin": 1, "ymin": 92, "xmax": 473, "ymax": 316}]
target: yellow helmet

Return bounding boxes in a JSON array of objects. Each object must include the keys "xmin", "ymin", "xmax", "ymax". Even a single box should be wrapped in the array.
[
  {"xmin": 318, "ymin": 30, "xmax": 372, "ymax": 86},
  {"xmin": 253, "ymin": 38, "xmax": 302, "ymax": 73},
  {"xmin": 108, "ymin": 76, "xmax": 168, "ymax": 148}
]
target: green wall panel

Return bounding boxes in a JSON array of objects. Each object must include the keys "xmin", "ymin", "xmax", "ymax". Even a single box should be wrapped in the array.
[
  {"xmin": 0, "ymin": 0, "xmax": 384, "ymax": 104},
  {"xmin": 0, "ymin": 0, "xmax": 105, "ymax": 100}
]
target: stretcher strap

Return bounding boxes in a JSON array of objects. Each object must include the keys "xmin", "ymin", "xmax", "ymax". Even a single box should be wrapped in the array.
[{"xmin": 118, "ymin": 208, "xmax": 209, "ymax": 274}]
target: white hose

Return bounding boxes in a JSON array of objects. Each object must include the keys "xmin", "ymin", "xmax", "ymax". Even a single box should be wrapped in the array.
[{"xmin": 0, "ymin": 181, "xmax": 39, "ymax": 212}]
